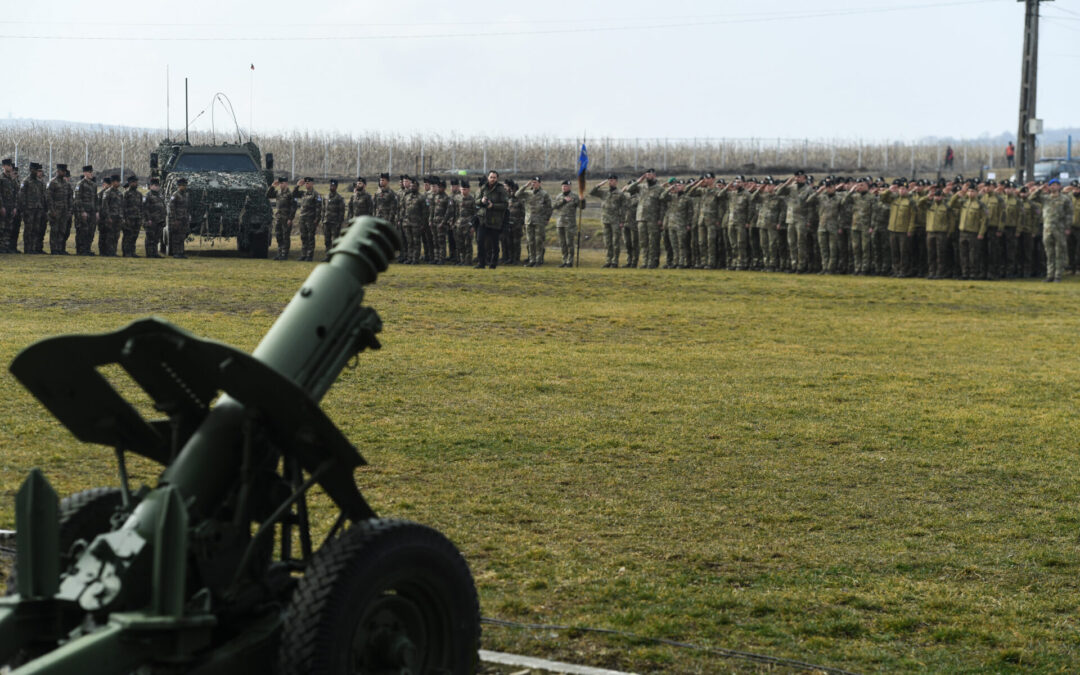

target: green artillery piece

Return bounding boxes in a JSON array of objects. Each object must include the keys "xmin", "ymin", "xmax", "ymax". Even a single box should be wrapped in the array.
[{"xmin": 0, "ymin": 217, "xmax": 480, "ymax": 674}]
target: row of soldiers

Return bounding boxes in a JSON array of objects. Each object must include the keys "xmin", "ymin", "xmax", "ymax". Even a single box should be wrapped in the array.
[
  {"xmin": 0, "ymin": 160, "xmax": 192, "ymax": 258},
  {"xmin": 579, "ymin": 169, "xmax": 1078, "ymax": 281}
]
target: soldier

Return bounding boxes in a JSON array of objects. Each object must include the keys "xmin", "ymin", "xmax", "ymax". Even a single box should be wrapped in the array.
[
  {"xmin": 454, "ymin": 178, "xmax": 476, "ymax": 265},
  {"xmin": 142, "ymin": 177, "xmax": 166, "ymax": 258},
  {"xmin": 504, "ymin": 179, "xmax": 524, "ymax": 265},
  {"xmin": 322, "ymin": 179, "xmax": 346, "ymax": 254},
  {"xmin": 1029, "ymin": 178, "xmax": 1074, "ymax": 282},
  {"xmin": 428, "ymin": 178, "xmax": 452, "ymax": 264},
  {"xmin": 551, "ymin": 180, "xmax": 580, "ymax": 267},
  {"xmin": 72, "ymin": 165, "xmax": 97, "ymax": 256},
  {"xmin": 841, "ymin": 179, "xmax": 874, "ymax": 275},
  {"xmin": 836, "ymin": 179, "xmax": 854, "ymax": 274},
  {"xmin": 870, "ymin": 183, "xmax": 892, "ymax": 275},
  {"xmin": 399, "ymin": 175, "xmax": 429, "ymax": 265},
  {"xmin": 97, "ymin": 175, "xmax": 123, "ymax": 257},
  {"xmin": 686, "ymin": 174, "xmax": 720, "ymax": 270},
  {"xmin": 167, "ymin": 177, "xmax": 191, "ymax": 259},
  {"xmin": 47, "ymin": 164, "xmax": 74, "ymax": 255},
  {"xmin": 446, "ymin": 179, "xmax": 460, "ymax": 262},
  {"xmin": 923, "ymin": 187, "xmax": 951, "ymax": 279},
  {"xmin": 420, "ymin": 175, "xmax": 435, "ymax": 263},
  {"xmin": 623, "ymin": 183, "xmax": 640, "ymax": 267},
  {"xmin": 475, "ymin": 170, "xmax": 508, "ymax": 269},
  {"xmin": 266, "ymin": 177, "xmax": 297, "ymax": 260},
  {"xmin": 348, "ymin": 177, "xmax": 373, "ymax": 222},
  {"xmin": 724, "ymin": 178, "xmax": 753, "ymax": 270},
  {"xmin": 18, "ymin": 162, "xmax": 48, "ymax": 254},
  {"xmin": 295, "ymin": 177, "xmax": 323, "ymax": 262},
  {"xmin": 0, "ymin": 158, "xmax": 18, "ymax": 253},
  {"xmin": 812, "ymin": 180, "xmax": 842, "ymax": 274},
  {"xmin": 372, "ymin": 172, "xmax": 398, "ymax": 231},
  {"xmin": 880, "ymin": 181, "xmax": 918, "ymax": 277},
  {"xmin": 515, "ymin": 177, "xmax": 553, "ymax": 267},
  {"xmin": 624, "ymin": 168, "xmax": 664, "ymax": 269},
  {"xmin": 121, "ymin": 175, "xmax": 143, "ymax": 257},
  {"xmin": 754, "ymin": 179, "xmax": 785, "ymax": 272},
  {"xmin": 589, "ymin": 173, "xmax": 627, "ymax": 268},
  {"xmin": 659, "ymin": 180, "xmax": 694, "ymax": 268},
  {"xmin": 1000, "ymin": 183, "xmax": 1022, "ymax": 278},
  {"xmin": 949, "ymin": 185, "xmax": 987, "ymax": 280},
  {"xmin": 1015, "ymin": 186, "xmax": 1036, "ymax": 278},
  {"xmin": 775, "ymin": 171, "xmax": 814, "ymax": 274},
  {"xmin": 980, "ymin": 182, "xmax": 1005, "ymax": 280}
]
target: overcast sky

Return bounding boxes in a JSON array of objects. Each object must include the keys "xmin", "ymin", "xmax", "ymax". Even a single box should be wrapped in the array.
[{"xmin": 2, "ymin": 0, "xmax": 1077, "ymax": 142}]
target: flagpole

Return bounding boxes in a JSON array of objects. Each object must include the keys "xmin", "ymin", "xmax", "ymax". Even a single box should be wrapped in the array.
[{"xmin": 248, "ymin": 64, "xmax": 254, "ymax": 140}]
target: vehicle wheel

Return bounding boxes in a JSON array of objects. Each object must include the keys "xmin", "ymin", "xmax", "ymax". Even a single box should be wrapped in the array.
[
  {"xmin": 5, "ymin": 487, "xmax": 126, "ymax": 596},
  {"xmin": 248, "ymin": 229, "xmax": 270, "ymax": 259},
  {"xmin": 279, "ymin": 518, "xmax": 480, "ymax": 675}
]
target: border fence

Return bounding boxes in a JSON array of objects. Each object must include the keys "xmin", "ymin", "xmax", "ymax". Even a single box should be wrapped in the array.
[{"xmin": 0, "ymin": 123, "xmax": 1067, "ymax": 182}]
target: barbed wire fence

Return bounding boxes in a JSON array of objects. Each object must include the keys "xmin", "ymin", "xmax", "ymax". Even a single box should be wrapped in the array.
[{"xmin": 0, "ymin": 123, "xmax": 1066, "ymax": 182}]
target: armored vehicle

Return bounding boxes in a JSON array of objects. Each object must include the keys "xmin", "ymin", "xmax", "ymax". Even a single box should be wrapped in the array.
[{"xmin": 151, "ymin": 140, "xmax": 275, "ymax": 258}]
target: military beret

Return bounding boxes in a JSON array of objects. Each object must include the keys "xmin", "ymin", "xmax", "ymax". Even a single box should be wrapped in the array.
[
  {"xmin": 29, "ymin": 162, "xmax": 42, "ymax": 171},
  {"xmin": 450, "ymin": 178, "xmax": 459, "ymax": 186},
  {"xmin": 356, "ymin": 177, "xmax": 366, "ymax": 184},
  {"xmin": 608, "ymin": 173, "xmax": 618, "ymax": 180},
  {"xmin": 1072, "ymin": 180, "xmax": 1079, "ymax": 187},
  {"xmin": 150, "ymin": 178, "xmax": 160, "ymax": 185},
  {"xmin": 1019, "ymin": 186, "xmax": 1029, "ymax": 193},
  {"xmin": 57, "ymin": 163, "xmax": 67, "ymax": 171},
  {"xmin": 505, "ymin": 179, "xmax": 516, "ymax": 189},
  {"xmin": 561, "ymin": 180, "xmax": 571, "ymax": 186},
  {"xmin": 716, "ymin": 178, "xmax": 726, "ymax": 185},
  {"xmin": 379, "ymin": 172, "xmax": 390, "ymax": 180},
  {"xmin": 793, "ymin": 170, "xmax": 805, "ymax": 176},
  {"xmin": 329, "ymin": 179, "xmax": 338, "ymax": 187},
  {"xmin": 667, "ymin": 177, "xmax": 677, "ymax": 184},
  {"xmin": 735, "ymin": 175, "xmax": 745, "ymax": 182},
  {"xmin": 399, "ymin": 174, "xmax": 408, "ymax": 181},
  {"xmin": 83, "ymin": 165, "xmax": 93, "ymax": 172},
  {"xmin": 422, "ymin": 176, "xmax": 432, "ymax": 183},
  {"xmin": 532, "ymin": 176, "xmax": 542, "ymax": 182},
  {"xmin": 303, "ymin": 177, "xmax": 314, "ymax": 182},
  {"xmin": 645, "ymin": 168, "xmax": 656, "ymax": 173},
  {"xmin": 177, "ymin": 178, "xmax": 188, "ymax": 185},
  {"xmin": 705, "ymin": 172, "xmax": 715, "ymax": 179},
  {"xmin": 460, "ymin": 179, "xmax": 470, "ymax": 188},
  {"xmin": 109, "ymin": 174, "xmax": 120, "ymax": 182},
  {"xmin": 127, "ymin": 175, "xmax": 138, "ymax": 183},
  {"xmin": 1, "ymin": 158, "xmax": 11, "ymax": 167},
  {"xmin": 1048, "ymin": 178, "xmax": 1060, "ymax": 185},
  {"xmin": 278, "ymin": 176, "xmax": 289, "ymax": 182}
]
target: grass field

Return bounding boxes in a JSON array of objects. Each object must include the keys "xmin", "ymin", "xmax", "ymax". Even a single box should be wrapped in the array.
[{"xmin": 1, "ymin": 241, "xmax": 1079, "ymax": 674}]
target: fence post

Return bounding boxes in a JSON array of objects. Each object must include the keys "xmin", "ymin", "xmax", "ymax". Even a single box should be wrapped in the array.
[
  {"xmin": 14, "ymin": 141, "xmax": 18, "ymax": 168},
  {"xmin": 857, "ymin": 140, "xmax": 862, "ymax": 169},
  {"xmin": 49, "ymin": 140, "xmax": 53, "ymax": 180},
  {"xmin": 544, "ymin": 139, "xmax": 549, "ymax": 171},
  {"xmin": 513, "ymin": 140, "xmax": 517, "ymax": 174},
  {"xmin": 452, "ymin": 144, "xmax": 456, "ymax": 173},
  {"xmin": 84, "ymin": 141, "xmax": 88, "ymax": 166},
  {"xmin": 356, "ymin": 142, "xmax": 360, "ymax": 178},
  {"xmin": 634, "ymin": 138, "xmax": 639, "ymax": 172},
  {"xmin": 482, "ymin": 140, "xmax": 487, "ymax": 175},
  {"xmin": 419, "ymin": 141, "xmax": 424, "ymax": 178},
  {"xmin": 830, "ymin": 144, "xmax": 835, "ymax": 170},
  {"xmin": 802, "ymin": 139, "xmax": 807, "ymax": 167},
  {"xmin": 605, "ymin": 138, "xmax": 610, "ymax": 172},
  {"xmin": 323, "ymin": 141, "xmax": 328, "ymax": 180},
  {"xmin": 884, "ymin": 142, "xmax": 889, "ymax": 174},
  {"xmin": 721, "ymin": 141, "xmax": 726, "ymax": 170},
  {"xmin": 963, "ymin": 145, "xmax": 967, "ymax": 172},
  {"xmin": 663, "ymin": 138, "xmax": 668, "ymax": 171},
  {"xmin": 388, "ymin": 146, "xmax": 392, "ymax": 175},
  {"xmin": 290, "ymin": 139, "xmax": 295, "ymax": 180},
  {"xmin": 120, "ymin": 141, "xmax": 125, "ymax": 182}
]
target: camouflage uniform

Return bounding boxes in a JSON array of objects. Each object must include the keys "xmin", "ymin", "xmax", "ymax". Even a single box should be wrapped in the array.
[
  {"xmin": 980, "ymin": 192, "xmax": 1005, "ymax": 279},
  {"xmin": 841, "ymin": 189, "xmax": 875, "ymax": 274},
  {"xmin": 590, "ymin": 183, "xmax": 627, "ymax": 268},
  {"xmin": 121, "ymin": 184, "xmax": 143, "ymax": 256},
  {"xmin": 950, "ymin": 193, "xmax": 987, "ymax": 280},
  {"xmin": 18, "ymin": 173, "xmax": 48, "ymax": 254},
  {"xmin": 880, "ymin": 190, "xmax": 917, "ymax": 277},
  {"xmin": 322, "ymin": 189, "xmax": 346, "ymax": 251},
  {"xmin": 551, "ymin": 190, "xmax": 579, "ymax": 266},
  {"xmin": 815, "ymin": 191, "xmax": 842, "ymax": 273},
  {"xmin": 373, "ymin": 186, "xmax": 398, "ymax": 224},
  {"xmin": 753, "ymin": 189, "xmax": 784, "ymax": 271},
  {"xmin": 97, "ymin": 184, "xmax": 123, "ymax": 256},
  {"xmin": 726, "ymin": 187, "xmax": 753, "ymax": 270},
  {"xmin": 267, "ymin": 185, "xmax": 297, "ymax": 259},
  {"xmin": 626, "ymin": 178, "xmax": 664, "ymax": 268},
  {"xmin": 428, "ymin": 189, "xmax": 452, "ymax": 264},
  {"xmin": 348, "ymin": 188, "xmax": 373, "ymax": 221},
  {"xmin": 142, "ymin": 188, "xmax": 167, "ymax": 257},
  {"xmin": 623, "ymin": 192, "xmax": 640, "ymax": 267},
  {"xmin": 0, "ymin": 169, "xmax": 18, "ymax": 253},
  {"xmin": 923, "ymin": 197, "xmax": 950, "ymax": 279},
  {"xmin": 659, "ymin": 187, "xmax": 694, "ymax": 268},
  {"xmin": 1031, "ymin": 189, "xmax": 1074, "ymax": 281},
  {"xmin": 453, "ymin": 191, "xmax": 476, "ymax": 265},
  {"xmin": 686, "ymin": 184, "xmax": 726, "ymax": 270},
  {"xmin": 776, "ymin": 181, "xmax": 814, "ymax": 273},
  {"xmin": 295, "ymin": 188, "xmax": 324, "ymax": 261},
  {"xmin": 46, "ymin": 174, "xmax": 73, "ymax": 254},
  {"xmin": 514, "ymin": 184, "xmax": 553, "ymax": 266},
  {"xmin": 505, "ymin": 192, "xmax": 525, "ymax": 264},
  {"xmin": 1017, "ymin": 196, "xmax": 1038, "ymax": 277},
  {"xmin": 72, "ymin": 176, "xmax": 97, "ymax": 255},
  {"xmin": 399, "ymin": 186, "xmax": 429, "ymax": 264},
  {"xmin": 1000, "ymin": 193, "xmax": 1022, "ymax": 277},
  {"xmin": 167, "ymin": 189, "xmax": 190, "ymax": 258},
  {"xmin": 475, "ymin": 180, "xmax": 508, "ymax": 268},
  {"xmin": 870, "ymin": 193, "xmax": 891, "ymax": 275}
]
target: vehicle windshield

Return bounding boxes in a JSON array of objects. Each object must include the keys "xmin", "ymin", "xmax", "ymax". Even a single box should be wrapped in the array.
[
  {"xmin": 173, "ymin": 152, "xmax": 258, "ymax": 172},
  {"xmin": 1034, "ymin": 161, "xmax": 1061, "ymax": 176}
]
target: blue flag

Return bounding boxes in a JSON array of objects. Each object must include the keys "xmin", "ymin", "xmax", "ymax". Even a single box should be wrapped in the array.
[{"xmin": 577, "ymin": 143, "xmax": 588, "ymax": 176}]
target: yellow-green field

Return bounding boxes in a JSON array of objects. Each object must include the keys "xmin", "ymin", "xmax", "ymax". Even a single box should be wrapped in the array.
[{"xmin": 2, "ymin": 241, "xmax": 1079, "ymax": 674}]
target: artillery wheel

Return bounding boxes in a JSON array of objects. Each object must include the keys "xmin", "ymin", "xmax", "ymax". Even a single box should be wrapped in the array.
[
  {"xmin": 279, "ymin": 518, "xmax": 480, "ymax": 675},
  {"xmin": 4, "ymin": 487, "xmax": 126, "ymax": 596},
  {"xmin": 248, "ymin": 229, "xmax": 270, "ymax": 259}
]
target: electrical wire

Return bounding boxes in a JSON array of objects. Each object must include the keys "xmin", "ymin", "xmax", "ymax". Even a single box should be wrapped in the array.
[
  {"xmin": 0, "ymin": 0, "xmax": 1005, "ymax": 42},
  {"xmin": 480, "ymin": 616, "xmax": 862, "ymax": 675}
]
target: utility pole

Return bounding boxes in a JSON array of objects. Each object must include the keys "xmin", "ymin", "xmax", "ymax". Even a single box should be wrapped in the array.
[{"xmin": 1015, "ymin": 0, "xmax": 1050, "ymax": 183}]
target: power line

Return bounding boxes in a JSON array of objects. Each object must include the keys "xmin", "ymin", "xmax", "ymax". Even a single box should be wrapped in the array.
[{"xmin": 0, "ymin": 0, "xmax": 1004, "ymax": 42}]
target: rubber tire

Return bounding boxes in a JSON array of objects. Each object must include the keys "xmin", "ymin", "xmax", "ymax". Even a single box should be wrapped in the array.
[
  {"xmin": 278, "ymin": 518, "xmax": 480, "ymax": 675},
  {"xmin": 248, "ymin": 229, "xmax": 270, "ymax": 259},
  {"xmin": 4, "ymin": 487, "xmax": 125, "ymax": 596}
]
